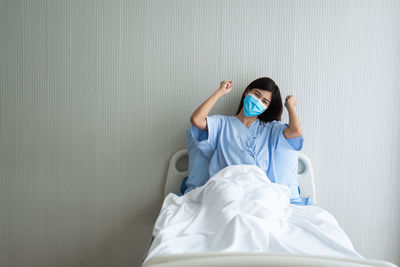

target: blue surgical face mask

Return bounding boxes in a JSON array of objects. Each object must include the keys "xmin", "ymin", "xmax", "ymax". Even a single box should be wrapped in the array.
[{"xmin": 243, "ymin": 93, "xmax": 267, "ymax": 117}]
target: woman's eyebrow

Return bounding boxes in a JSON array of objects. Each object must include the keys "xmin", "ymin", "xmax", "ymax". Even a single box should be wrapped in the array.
[{"xmin": 255, "ymin": 90, "xmax": 270, "ymax": 103}]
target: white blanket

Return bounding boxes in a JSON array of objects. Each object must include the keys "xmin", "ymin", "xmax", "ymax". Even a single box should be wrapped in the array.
[{"xmin": 144, "ymin": 165, "xmax": 363, "ymax": 264}]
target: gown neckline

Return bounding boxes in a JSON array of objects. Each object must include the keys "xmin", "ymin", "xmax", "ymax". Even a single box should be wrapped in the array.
[{"xmin": 231, "ymin": 116, "xmax": 259, "ymax": 130}]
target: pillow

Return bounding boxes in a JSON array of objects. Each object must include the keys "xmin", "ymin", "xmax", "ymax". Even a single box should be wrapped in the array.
[
  {"xmin": 183, "ymin": 128, "xmax": 211, "ymax": 194},
  {"xmin": 274, "ymin": 122, "xmax": 304, "ymax": 200},
  {"xmin": 274, "ymin": 148, "xmax": 301, "ymax": 200}
]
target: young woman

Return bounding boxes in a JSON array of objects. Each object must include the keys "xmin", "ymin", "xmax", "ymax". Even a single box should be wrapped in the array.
[{"xmin": 189, "ymin": 77, "xmax": 303, "ymax": 182}]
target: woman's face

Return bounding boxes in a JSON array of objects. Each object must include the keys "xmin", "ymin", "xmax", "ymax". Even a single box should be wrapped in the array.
[{"xmin": 246, "ymin": 88, "xmax": 272, "ymax": 109}]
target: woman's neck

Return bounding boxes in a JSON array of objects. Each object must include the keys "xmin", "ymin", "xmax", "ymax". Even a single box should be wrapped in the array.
[{"xmin": 235, "ymin": 109, "xmax": 258, "ymax": 128}]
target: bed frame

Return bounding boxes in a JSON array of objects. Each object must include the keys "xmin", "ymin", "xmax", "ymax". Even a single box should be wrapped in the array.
[
  {"xmin": 142, "ymin": 252, "xmax": 395, "ymax": 267},
  {"xmin": 163, "ymin": 148, "xmax": 317, "ymax": 203},
  {"xmin": 141, "ymin": 149, "xmax": 396, "ymax": 267}
]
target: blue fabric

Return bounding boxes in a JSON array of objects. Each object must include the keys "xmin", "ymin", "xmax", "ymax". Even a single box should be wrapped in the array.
[
  {"xmin": 274, "ymin": 123, "xmax": 303, "ymax": 199},
  {"xmin": 290, "ymin": 196, "xmax": 315, "ymax": 206},
  {"xmin": 180, "ymin": 176, "xmax": 188, "ymax": 194},
  {"xmin": 184, "ymin": 128, "xmax": 211, "ymax": 194},
  {"xmin": 190, "ymin": 114, "xmax": 304, "ymax": 201}
]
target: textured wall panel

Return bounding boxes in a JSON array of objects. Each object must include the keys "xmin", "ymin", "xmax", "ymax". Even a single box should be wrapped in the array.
[{"xmin": 1, "ymin": 0, "xmax": 399, "ymax": 266}]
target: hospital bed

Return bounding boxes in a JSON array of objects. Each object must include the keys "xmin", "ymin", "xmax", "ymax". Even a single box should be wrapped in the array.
[{"xmin": 141, "ymin": 149, "xmax": 396, "ymax": 267}]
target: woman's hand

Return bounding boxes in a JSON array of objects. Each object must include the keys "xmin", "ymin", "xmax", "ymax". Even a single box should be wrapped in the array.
[
  {"xmin": 284, "ymin": 95, "xmax": 297, "ymax": 109},
  {"xmin": 216, "ymin": 80, "xmax": 233, "ymax": 96}
]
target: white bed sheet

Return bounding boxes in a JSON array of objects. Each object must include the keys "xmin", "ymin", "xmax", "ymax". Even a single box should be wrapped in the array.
[{"xmin": 143, "ymin": 164, "xmax": 362, "ymax": 265}]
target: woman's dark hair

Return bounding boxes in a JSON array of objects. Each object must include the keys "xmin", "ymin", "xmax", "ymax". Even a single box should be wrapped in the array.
[{"xmin": 235, "ymin": 77, "xmax": 283, "ymax": 123}]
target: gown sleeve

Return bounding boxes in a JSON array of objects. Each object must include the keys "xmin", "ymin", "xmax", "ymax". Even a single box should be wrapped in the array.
[
  {"xmin": 190, "ymin": 114, "xmax": 223, "ymax": 158},
  {"xmin": 275, "ymin": 122, "xmax": 304, "ymax": 151}
]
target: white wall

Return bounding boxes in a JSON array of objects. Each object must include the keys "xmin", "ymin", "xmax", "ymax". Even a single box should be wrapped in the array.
[{"xmin": 1, "ymin": 0, "xmax": 399, "ymax": 266}]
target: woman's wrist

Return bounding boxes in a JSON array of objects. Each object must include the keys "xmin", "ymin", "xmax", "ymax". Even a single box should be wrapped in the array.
[
  {"xmin": 213, "ymin": 89, "xmax": 225, "ymax": 98},
  {"xmin": 285, "ymin": 104, "xmax": 295, "ymax": 111}
]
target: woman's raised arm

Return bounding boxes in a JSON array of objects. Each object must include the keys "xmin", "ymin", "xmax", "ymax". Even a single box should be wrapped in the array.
[
  {"xmin": 190, "ymin": 80, "xmax": 233, "ymax": 130},
  {"xmin": 283, "ymin": 95, "xmax": 302, "ymax": 138}
]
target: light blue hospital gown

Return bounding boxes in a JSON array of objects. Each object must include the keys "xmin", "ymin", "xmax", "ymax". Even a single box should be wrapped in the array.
[{"xmin": 191, "ymin": 114, "xmax": 304, "ymax": 184}]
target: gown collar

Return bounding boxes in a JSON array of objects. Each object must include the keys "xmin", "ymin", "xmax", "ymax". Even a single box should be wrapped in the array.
[{"xmin": 231, "ymin": 116, "xmax": 260, "ymax": 130}]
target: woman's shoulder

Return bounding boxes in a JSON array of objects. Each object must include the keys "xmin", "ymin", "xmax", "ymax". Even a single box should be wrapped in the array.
[
  {"xmin": 259, "ymin": 119, "xmax": 282, "ymax": 127},
  {"xmin": 206, "ymin": 114, "xmax": 229, "ymax": 125},
  {"xmin": 211, "ymin": 114, "xmax": 227, "ymax": 117},
  {"xmin": 207, "ymin": 114, "xmax": 236, "ymax": 121},
  {"xmin": 207, "ymin": 114, "xmax": 227, "ymax": 120}
]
